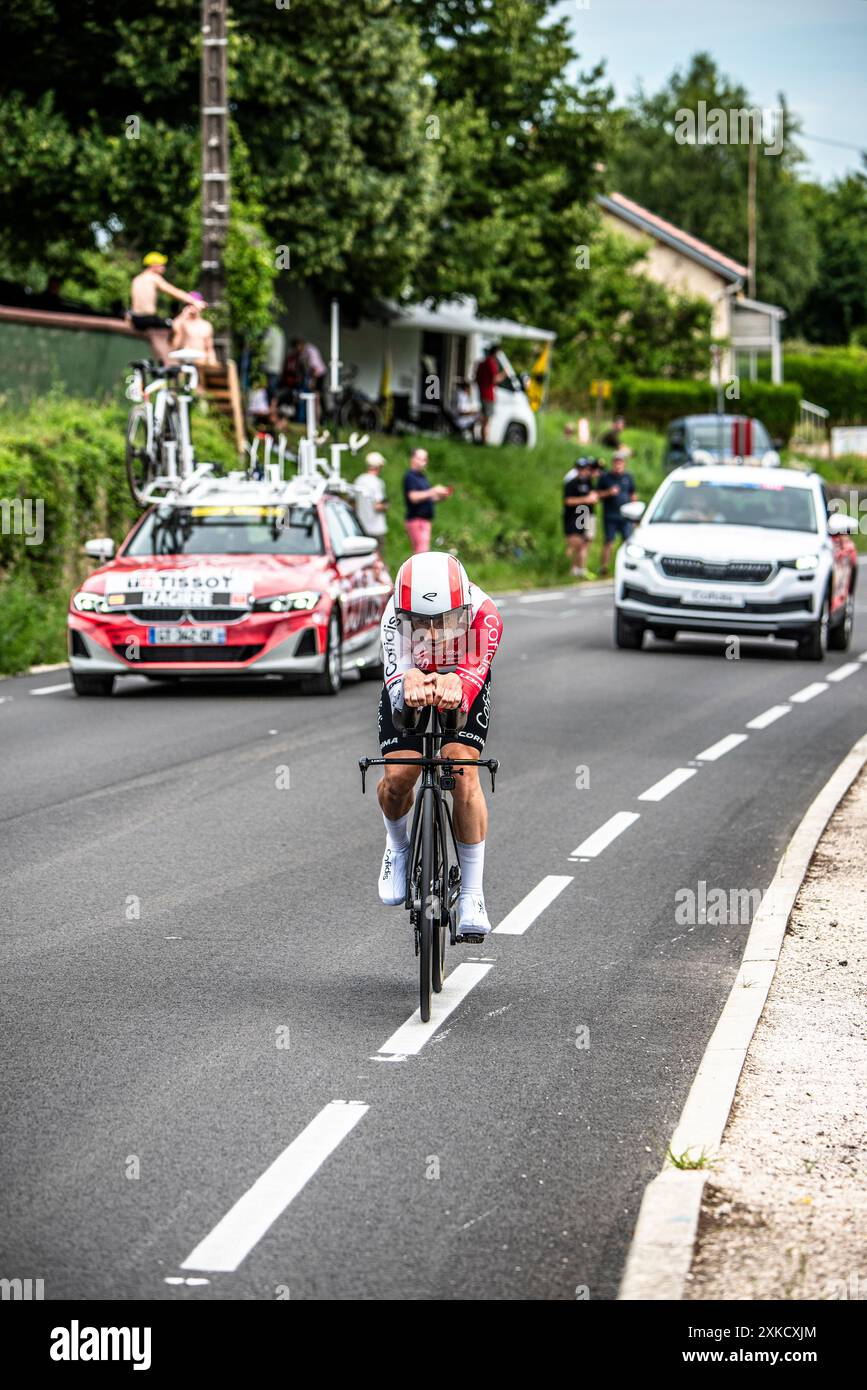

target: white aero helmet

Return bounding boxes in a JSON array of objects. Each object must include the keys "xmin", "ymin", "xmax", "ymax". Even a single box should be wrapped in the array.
[{"xmin": 394, "ymin": 552, "xmax": 471, "ymax": 628}]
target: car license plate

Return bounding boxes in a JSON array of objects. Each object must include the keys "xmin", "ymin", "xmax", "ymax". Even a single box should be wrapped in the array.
[
  {"xmin": 147, "ymin": 627, "xmax": 227, "ymax": 644},
  {"xmin": 681, "ymin": 589, "xmax": 745, "ymax": 608}
]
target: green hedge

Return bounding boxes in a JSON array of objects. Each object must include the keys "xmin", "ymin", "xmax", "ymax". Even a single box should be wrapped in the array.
[
  {"xmin": 782, "ymin": 350, "xmax": 867, "ymax": 425},
  {"xmin": 614, "ymin": 377, "xmax": 802, "ymax": 443},
  {"xmin": 0, "ymin": 395, "xmax": 238, "ymax": 673}
]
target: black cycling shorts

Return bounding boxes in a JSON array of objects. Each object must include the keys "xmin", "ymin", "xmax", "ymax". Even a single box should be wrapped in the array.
[{"xmin": 378, "ymin": 672, "xmax": 492, "ymax": 755}]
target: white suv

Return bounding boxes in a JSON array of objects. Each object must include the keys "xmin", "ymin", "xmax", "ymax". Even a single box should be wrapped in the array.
[{"xmin": 613, "ymin": 464, "xmax": 859, "ymax": 661}]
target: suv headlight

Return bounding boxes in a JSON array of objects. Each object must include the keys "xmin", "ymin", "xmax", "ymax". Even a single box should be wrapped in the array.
[
  {"xmin": 253, "ymin": 590, "xmax": 321, "ymax": 613},
  {"xmin": 780, "ymin": 555, "xmax": 819, "ymax": 572},
  {"xmin": 624, "ymin": 542, "xmax": 653, "ymax": 561},
  {"xmin": 72, "ymin": 591, "xmax": 110, "ymax": 613}
]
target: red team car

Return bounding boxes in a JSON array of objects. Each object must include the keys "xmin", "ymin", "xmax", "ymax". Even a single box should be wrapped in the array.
[{"xmin": 68, "ymin": 478, "xmax": 392, "ymax": 696}]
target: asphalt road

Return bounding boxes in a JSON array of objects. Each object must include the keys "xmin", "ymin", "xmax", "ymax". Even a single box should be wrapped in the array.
[{"xmin": 2, "ymin": 578, "xmax": 866, "ymax": 1301}]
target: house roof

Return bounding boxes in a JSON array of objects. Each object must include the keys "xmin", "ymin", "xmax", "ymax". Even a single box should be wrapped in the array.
[
  {"xmin": 597, "ymin": 192, "xmax": 749, "ymax": 284},
  {"xmin": 384, "ymin": 296, "xmax": 556, "ymax": 342}
]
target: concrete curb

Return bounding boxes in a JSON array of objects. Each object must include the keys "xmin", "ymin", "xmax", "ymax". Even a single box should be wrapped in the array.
[{"xmin": 618, "ymin": 729, "xmax": 867, "ymax": 1301}]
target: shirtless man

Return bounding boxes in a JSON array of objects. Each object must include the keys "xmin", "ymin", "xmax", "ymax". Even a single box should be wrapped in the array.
[
  {"xmin": 129, "ymin": 252, "xmax": 205, "ymax": 365},
  {"xmin": 171, "ymin": 294, "xmax": 217, "ymax": 366}
]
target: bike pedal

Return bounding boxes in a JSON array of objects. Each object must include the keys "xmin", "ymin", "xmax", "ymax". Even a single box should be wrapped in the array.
[{"xmin": 456, "ymin": 932, "xmax": 487, "ymax": 945}]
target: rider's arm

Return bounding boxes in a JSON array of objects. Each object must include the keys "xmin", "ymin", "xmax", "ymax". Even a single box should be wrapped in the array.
[
  {"xmin": 381, "ymin": 599, "xmax": 414, "ymax": 711},
  {"xmin": 453, "ymin": 595, "xmax": 503, "ymax": 711}
]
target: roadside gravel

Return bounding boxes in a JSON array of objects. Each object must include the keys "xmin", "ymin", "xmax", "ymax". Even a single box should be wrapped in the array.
[{"xmin": 686, "ymin": 769, "xmax": 867, "ymax": 1301}]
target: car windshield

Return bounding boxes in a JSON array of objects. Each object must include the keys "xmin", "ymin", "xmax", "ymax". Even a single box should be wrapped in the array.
[
  {"xmin": 648, "ymin": 479, "xmax": 817, "ymax": 533},
  {"xmin": 685, "ymin": 420, "xmax": 771, "ymax": 455},
  {"xmin": 124, "ymin": 504, "xmax": 323, "ymax": 556}
]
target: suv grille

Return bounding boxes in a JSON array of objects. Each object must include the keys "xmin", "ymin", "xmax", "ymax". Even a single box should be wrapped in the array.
[{"xmin": 660, "ymin": 557, "xmax": 773, "ymax": 583}]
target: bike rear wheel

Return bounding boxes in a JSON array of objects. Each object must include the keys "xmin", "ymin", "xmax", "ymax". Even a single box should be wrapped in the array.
[
  {"xmin": 419, "ymin": 787, "xmax": 437, "ymax": 1022},
  {"xmin": 126, "ymin": 405, "xmax": 155, "ymax": 507}
]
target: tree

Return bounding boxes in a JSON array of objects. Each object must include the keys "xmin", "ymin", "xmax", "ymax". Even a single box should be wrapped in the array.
[
  {"xmin": 0, "ymin": 1, "xmax": 441, "ymax": 320},
  {"xmin": 606, "ymin": 53, "xmax": 818, "ymax": 315},
  {"xmin": 790, "ymin": 164, "xmax": 867, "ymax": 344}
]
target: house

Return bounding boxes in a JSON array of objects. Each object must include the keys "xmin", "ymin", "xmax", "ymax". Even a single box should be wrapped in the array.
[{"xmin": 597, "ymin": 192, "xmax": 786, "ymax": 386}]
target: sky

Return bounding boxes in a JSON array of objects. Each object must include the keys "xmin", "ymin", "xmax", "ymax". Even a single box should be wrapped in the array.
[{"xmin": 555, "ymin": 0, "xmax": 867, "ymax": 183}]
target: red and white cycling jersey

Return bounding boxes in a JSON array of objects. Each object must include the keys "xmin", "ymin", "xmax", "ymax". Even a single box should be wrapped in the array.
[{"xmin": 381, "ymin": 585, "xmax": 503, "ymax": 713}]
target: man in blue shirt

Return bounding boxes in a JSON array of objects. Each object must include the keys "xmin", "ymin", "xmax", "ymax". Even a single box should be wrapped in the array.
[
  {"xmin": 597, "ymin": 449, "xmax": 637, "ymax": 576},
  {"xmin": 403, "ymin": 448, "xmax": 450, "ymax": 553}
]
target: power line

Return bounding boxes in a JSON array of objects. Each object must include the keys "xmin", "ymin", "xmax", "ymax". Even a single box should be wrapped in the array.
[{"xmin": 799, "ymin": 131, "xmax": 866, "ymax": 153}]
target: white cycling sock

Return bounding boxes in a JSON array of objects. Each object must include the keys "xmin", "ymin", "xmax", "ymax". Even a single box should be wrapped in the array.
[
  {"xmin": 382, "ymin": 809, "xmax": 411, "ymax": 851},
  {"xmin": 456, "ymin": 839, "xmax": 485, "ymax": 898}
]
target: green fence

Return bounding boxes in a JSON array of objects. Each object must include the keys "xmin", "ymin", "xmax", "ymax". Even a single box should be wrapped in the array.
[{"xmin": 0, "ymin": 320, "xmax": 137, "ymax": 404}]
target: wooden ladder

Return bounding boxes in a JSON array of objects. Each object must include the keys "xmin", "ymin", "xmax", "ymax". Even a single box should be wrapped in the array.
[{"xmin": 200, "ymin": 360, "xmax": 246, "ymax": 455}]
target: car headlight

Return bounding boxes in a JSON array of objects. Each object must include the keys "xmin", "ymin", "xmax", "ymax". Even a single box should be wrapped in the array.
[
  {"xmin": 780, "ymin": 555, "xmax": 819, "ymax": 572},
  {"xmin": 624, "ymin": 542, "xmax": 653, "ymax": 561},
  {"xmin": 72, "ymin": 591, "xmax": 110, "ymax": 613},
  {"xmin": 254, "ymin": 590, "xmax": 321, "ymax": 613}
]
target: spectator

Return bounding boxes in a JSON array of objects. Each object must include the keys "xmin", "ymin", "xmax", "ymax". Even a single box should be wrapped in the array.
[
  {"xmin": 600, "ymin": 415, "xmax": 632, "ymax": 457},
  {"xmin": 453, "ymin": 378, "xmax": 479, "ymax": 437},
  {"xmin": 170, "ymin": 293, "xmax": 217, "ymax": 366},
  {"xmin": 262, "ymin": 322, "xmax": 286, "ymax": 405},
  {"xmin": 292, "ymin": 336, "xmax": 327, "ymax": 424},
  {"xmin": 129, "ymin": 252, "xmax": 204, "ymax": 365},
  {"xmin": 474, "ymin": 342, "xmax": 503, "ymax": 445},
  {"xmin": 597, "ymin": 449, "xmax": 638, "ymax": 576},
  {"xmin": 562, "ymin": 457, "xmax": 599, "ymax": 579},
  {"xmin": 403, "ymin": 447, "xmax": 450, "ymax": 554},
  {"xmin": 353, "ymin": 451, "xmax": 389, "ymax": 540}
]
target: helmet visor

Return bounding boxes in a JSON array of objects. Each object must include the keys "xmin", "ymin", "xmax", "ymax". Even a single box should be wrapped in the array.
[{"xmin": 395, "ymin": 604, "xmax": 472, "ymax": 665}]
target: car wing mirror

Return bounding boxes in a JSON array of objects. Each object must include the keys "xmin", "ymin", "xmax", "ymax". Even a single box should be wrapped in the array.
[
  {"xmin": 336, "ymin": 535, "xmax": 378, "ymax": 559},
  {"xmin": 84, "ymin": 537, "xmax": 115, "ymax": 561},
  {"xmin": 620, "ymin": 500, "xmax": 646, "ymax": 522},
  {"xmin": 827, "ymin": 512, "xmax": 858, "ymax": 536}
]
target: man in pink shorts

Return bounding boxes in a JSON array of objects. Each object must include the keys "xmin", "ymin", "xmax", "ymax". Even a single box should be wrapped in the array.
[{"xmin": 403, "ymin": 447, "xmax": 451, "ymax": 553}]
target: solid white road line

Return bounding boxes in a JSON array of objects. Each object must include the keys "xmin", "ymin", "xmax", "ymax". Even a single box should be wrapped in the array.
[
  {"xmin": 517, "ymin": 592, "xmax": 566, "ymax": 604},
  {"xmin": 494, "ymin": 875, "xmax": 573, "ymax": 935},
  {"xmin": 790, "ymin": 681, "xmax": 829, "ymax": 703},
  {"xmin": 695, "ymin": 733, "xmax": 748, "ymax": 762},
  {"xmin": 180, "ymin": 1101, "xmax": 368, "ymax": 1273},
  {"xmin": 637, "ymin": 768, "xmax": 697, "ymax": 803},
  {"xmin": 746, "ymin": 704, "xmax": 791, "ymax": 730},
  {"xmin": 377, "ymin": 962, "xmax": 494, "ymax": 1056},
  {"xmin": 827, "ymin": 662, "xmax": 861, "ymax": 683},
  {"xmin": 619, "ymin": 729, "xmax": 867, "ymax": 1302},
  {"xmin": 569, "ymin": 811, "xmax": 640, "ymax": 860},
  {"xmin": 859, "ymin": 651, "xmax": 867, "ymax": 663},
  {"xmin": 30, "ymin": 683, "xmax": 72, "ymax": 696}
]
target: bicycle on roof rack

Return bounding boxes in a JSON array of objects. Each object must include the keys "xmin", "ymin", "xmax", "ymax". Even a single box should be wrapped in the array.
[
  {"xmin": 359, "ymin": 704, "xmax": 499, "ymax": 1024},
  {"xmin": 124, "ymin": 349, "xmax": 211, "ymax": 507}
]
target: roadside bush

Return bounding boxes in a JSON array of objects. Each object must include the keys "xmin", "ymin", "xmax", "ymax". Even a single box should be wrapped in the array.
[
  {"xmin": 782, "ymin": 348, "xmax": 867, "ymax": 424},
  {"xmin": 615, "ymin": 377, "xmax": 802, "ymax": 443}
]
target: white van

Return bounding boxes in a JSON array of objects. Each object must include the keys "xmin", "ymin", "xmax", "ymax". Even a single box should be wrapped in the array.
[{"xmin": 484, "ymin": 348, "xmax": 538, "ymax": 447}]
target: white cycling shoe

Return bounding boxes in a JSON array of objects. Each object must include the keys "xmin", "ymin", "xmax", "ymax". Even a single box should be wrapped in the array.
[
  {"xmin": 379, "ymin": 843, "xmax": 409, "ymax": 906},
  {"xmin": 458, "ymin": 894, "xmax": 491, "ymax": 938}
]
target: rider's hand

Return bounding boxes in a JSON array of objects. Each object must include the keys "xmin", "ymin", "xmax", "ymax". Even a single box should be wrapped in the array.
[
  {"xmin": 433, "ymin": 673, "xmax": 463, "ymax": 710},
  {"xmin": 403, "ymin": 669, "xmax": 434, "ymax": 708}
]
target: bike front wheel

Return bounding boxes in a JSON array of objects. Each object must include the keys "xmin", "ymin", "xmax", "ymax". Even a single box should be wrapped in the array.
[
  {"xmin": 419, "ymin": 787, "xmax": 438, "ymax": 1023},
  {"xmin": 125, "ymin": 405, "xmax": 155, "ymax": 507}
]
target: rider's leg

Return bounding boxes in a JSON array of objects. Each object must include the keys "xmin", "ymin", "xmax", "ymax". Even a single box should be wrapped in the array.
[
  {"xmin": 442, "ymin": 744, "xmax": 491, "ymax": 934},
  {"xmin": 377, "ymin": 753, "xmax": 421, "ymax": 905},
  {"xmin": 146, "ymin": 327, "xmax": 171, "ymax": 366}
]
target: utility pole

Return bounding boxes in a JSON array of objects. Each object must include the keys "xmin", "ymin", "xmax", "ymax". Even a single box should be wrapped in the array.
[
  {"xmin": 747, "ymin": 137, "xmax": 757, "ymax": 301},
  {"xmin": 200, "ymin": 0, "xmax": 230, "ymax": 362}
]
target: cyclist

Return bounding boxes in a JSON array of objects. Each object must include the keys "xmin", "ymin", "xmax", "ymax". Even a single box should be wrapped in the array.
[
  {"xmin": 377, "ymin": 552, "xmax": 503, "ymax": 936},
  {"xmin": 129, "ymin": 252, "xmax": 205, "ymax": 365}
]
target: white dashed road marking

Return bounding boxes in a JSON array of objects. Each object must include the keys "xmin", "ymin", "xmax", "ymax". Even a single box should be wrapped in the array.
[
  {"xmin": 569, "ymin": 811, "xmax": 640, "ymax": 860},
  {"xmin": 695, "ymin": 733, "xmax": 748, "ymax": 762},
  {"xmin": 790, "ymin": 682, "xmax": 829, "ymax": 704},
  {"xmin": 180, "ymin": 1101, "xmax": 368, "ymax": 1273},
  {"xmin": 494, "ymin": 875, "xmax": 573, "ymax": 935},
  {"xmin": 31, "ymin": 683, "xmax": 72, "ymax": 696},
  {"xmin": 518, "ymin": 592, "xmax": 566, "ymax": 604},
  {"xmin": 637, "ymin": 768, "xmax": 697, "ymax": 802},
  {"xmin": 377, "ymin": 962, "xmax": 494, "ymax": 1056},
  {"xmin": 827, "ymin": 663, "xmax": 860, "ymax": 683},
  {"xmin": 746, "ymin": 705, "xmax": 791, "ymax": 730}
]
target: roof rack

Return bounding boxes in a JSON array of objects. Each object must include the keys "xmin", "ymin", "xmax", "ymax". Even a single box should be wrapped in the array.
[{"xmin": 138, "ymin": 393, "xmax": 370, "ymax": 509}]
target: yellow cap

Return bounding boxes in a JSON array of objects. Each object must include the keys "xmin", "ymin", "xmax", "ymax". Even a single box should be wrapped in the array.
[{"xmin": 143, "ymin": 252, "xmax": 168, "ymax": 267}]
